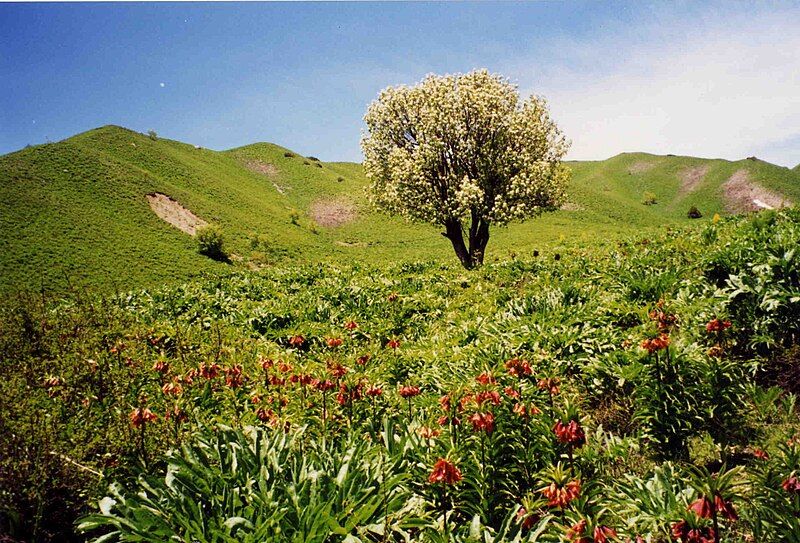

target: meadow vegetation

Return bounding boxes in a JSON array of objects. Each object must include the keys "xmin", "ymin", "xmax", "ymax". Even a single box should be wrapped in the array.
[{"xmin": 1, "ymin": 209, "xmax": 799, "ymax": 542}]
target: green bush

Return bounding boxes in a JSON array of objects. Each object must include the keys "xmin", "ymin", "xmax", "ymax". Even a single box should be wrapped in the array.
[
  {"xmin": 642, "ymin": 191, "xmax": 657, "ymax": 205},
  {"xmin": 195, "ymin": 224, "xmax": 227, "ymax": 261},
  {"xmin": 147, "ymin": 130, "xmax": 158, "ymax": 141},
  {"xmin": 687, "ymin": 206, "xmax": 702, "ymax": 219},
  {"xmin": 283, "ymin": 151, "xmax": 295, "ymax": 158}
]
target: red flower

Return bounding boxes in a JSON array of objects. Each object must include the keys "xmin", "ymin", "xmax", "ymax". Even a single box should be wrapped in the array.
[
  {"xmin": 688, "ymin": 496, "xmax": 713, "ymax": 519},
  {"xmin": 475, "ymin": 390, "xmax": 502, "ymax": 407},
  {"xmin": 782, "ymin": 476, "xmax": 800, "ymax": 494},
  {"xmin": 469, "ymin": 411, "xmax": 495, "ymax": 434},
  {"xmin": 199, "ymin": 362, "xmax": 220, "ymax": 380},
  {"xmin": 504, "ymin": 386, "xmax": 521, "ymax": 400},
  {"xmin": 714, "ymin": 495, "xmax": 738, "ymax": 521},
  {"xmin": 516, "ymin": 507, "xmax": 537, "ymax": 530},
  {"xmin": 278, "ymin": 362, "xmax": 293, "ymax": 373},
  {"xmin": 388, "ymin": 292, "xmax": 399, "ymax": 302},
  {"xmin": 641, "ymin": 333, "xmax": 670, "ymax": 354},
  {"xmin": 164, "ymin": 405, "xmax": 188, "ymax": 424},
  {"xmin": 505, "ymin": 358, "xmax": 533, "ymax": 377},
  {"xmin": 326, "ymin": 337, "xmax": 343, "ymax": 348},
  {"xmin": 365, "ymin": 385, "xmax": 383, "ymax": 397},
  {"xmin": 344, "ymin": 320, "xmax": 358, "ymax": 330},
  {"xmin": 387, "ymin": 339, "xmax": 401, "ymax": 350},
  {"xmin": 129, "ymin": 407, "xmax": 157, "ymax": 428},
  {"xmin": 753, "ymin": 448, "xmax": 769, "ymax": 460},
  {"xmin": 593, "ymin": 525, "xmax": 617, "ymax": 543},
  {"xmin": 542, "ymin": 479, "xmax": 581, "ymax": 508},
  {"xmin": 224, "ymin": 365, "xmax": 244, "ymax": 388},
  {"xmin": 705, "ymin": 319, "xmax": 732, "ymax": 334},
  {"xmin": 327, "ymin": 363, "xmax": 348, "ymax": 379},
  {"xmin": 161, "ymin": 382, "xmax": 183, "ymax": 396},
  {"xmin": 418, "ymin": 426, "xmax": 440, "ymax": 439},
  {"xmin": 670, "ymin": 520, "xmax": 716, "ymax": 543},
  {"xmin": 289, "ymin": 335, "xmax": 305, "ymax": 347},
  {"xmin": 152, "ymin": 359, "xmax": 169, "ymax": 374},
  {"xmin": 316, "ymin": 379, "xmax": 335, "ymax": 392},
  {"xmin": 256, "ymin": 407, "xmax": 277, "ymax": 424},
  {"xmin": 428, "ymin": 458, "xmax": 462, "ymax": 485},
  {"xmin": 476, "ymin": 372, "xmax": 496, "ymax": 386},
  {"xmin": 356, "ymin": 354, "xmax": 371, "ymax": 365},
  {"xmin": 398, "ymin": 385, "xmax": 420, "ymax": 398},
  {"xmin": 566, "ymin": 519, "xmax": 588, "ymax": 543},
  {"xmin": 260, "ymin": 357, "xmax": 274, "ymax": 371},
  {"xmin": 439, "ymin": 394, "xmax": 451, "ymax": 411},
  {"xmin": 537, "ymin": 377, "xmax": 560, "ymax": 395},
  {"xmin": 553, "ymin": 420, "xmax": 586, "ymax": 447}
]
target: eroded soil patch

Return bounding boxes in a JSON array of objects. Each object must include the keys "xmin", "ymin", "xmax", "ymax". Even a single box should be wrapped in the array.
[
  {"xmin": 723, "ymin": 169, "xmax": 792, "ymax": 213},
  {"xmin": 678, "ymin": 165, "xmax": 709, "ymax": 195},
  {"xmin": 146, "ymin": 193, "xmax": 207, "ymax": 235},
  {"xmin": 310, "ymin": 199, "xmax": 357, "ymax": 227},
  {"xmin": 628, "ymin": 161, "xmax": 656, "ymax": 174}
]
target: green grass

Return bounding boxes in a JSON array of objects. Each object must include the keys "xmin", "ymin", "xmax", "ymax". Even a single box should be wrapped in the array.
[{"xmin": 1, "ymin": 126, "xmax": 798, "ymax": 293}]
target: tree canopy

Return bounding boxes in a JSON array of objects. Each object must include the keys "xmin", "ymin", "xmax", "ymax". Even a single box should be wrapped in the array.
[{"xmin": 362, "ymin": 70, "xmax": 570, "ymax": 268}]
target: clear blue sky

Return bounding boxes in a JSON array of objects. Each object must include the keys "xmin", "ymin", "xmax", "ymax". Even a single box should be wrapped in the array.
[{"xmin": 2, "ymin": 1, "xmax": 799, "ymax": 166}]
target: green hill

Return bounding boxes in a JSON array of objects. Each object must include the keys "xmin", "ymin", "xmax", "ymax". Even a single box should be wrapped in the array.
[{"xmin": 1, "ymin": 125, "xmax": 798, "ymax": 293}]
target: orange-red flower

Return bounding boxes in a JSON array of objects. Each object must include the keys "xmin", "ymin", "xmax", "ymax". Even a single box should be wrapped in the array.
[
  {"xmin": 542, "ymin": 479, "xmax": 581, "ymax": 508},
  {"xmin": 428, "ymin": 458, "xmax": 462, "ymax": 485},
  {"xmin": 705, "ymin": 318, "xmax": 732, "ymax": 334},
  {"xmin": 753, "ymin": 448, "xmax": 769, "ymax": 460},
  {"xmin": 129, "ymin": 407, "xmax": 157, "ymax": 428},
  {"xmin": 640, "ymin": 333, "xmax": 670, "ymax": 354},
  {"xmin": 199, "ymin": 362, "xmax": 220, "ymax": 380},
  {"xmin": 688, "ymin": 496, "xmax": 713, "ymax": 519},
  {"xmin": 344, "ymin": 320, "xmax": 358, "ymax": 330},
  {"xmin": 161, "ymin": 382, "xmax": 183, "ymax": 396},
  {"xmin": 553, "ymin": 420, "xmax": 586, "ymax": 447},
  {"xmin": 387, "ymin": 338, "xmax": 401, "ymax": 350},
  {"xmin": 289, "ymin": 335, "xmax": 305, "ymax": 347},
  {"xmin": 327, "ymin": 363, "xmax": 348, "ymax": 379},
  {"xmin": 418, "ymin": 426, "xmax": 440, "ymax": 439},
  {"xmin": 326, "ymin": 337, "xmax": 343, "ymax": 348},
  {"xmin": 516, "ymin": 507, "xmax": 537, "ymax": 530},
  {"xmin": 365, "ymin": 385, "xmax": 383, "ymax": 397},
  {"xmin": 505, "ymin": 358, "xmax": 533, "ymax": 377},
  {"xmin": 224, "ymin": 365, "xmax": 244, "ymax": 388},
  {"xmin": 356, "ymin": 354, "xmax": 371, "ymax": 365},
  {"xmin": 504, "ymin": 386, "xmax": 521, "ymax": 400},
  {"xmin": 783, "ymin": 476, "xmax": 800, "ymax": 494},
  {"xmin": 475, "ymin": 390, "xmax": 502, "ymax": 407},
  {"xmin": 277, "ymin": 362, "xmax": 293, "ymax": 373},
  {"xmin": 398, "ymin": 385, "xmax": 421, "ymax": 398},
  {"xmin": 593, "ymin": 525, "xmax": 617, "ymax": 543},
  {"xmin": 468, "ymin": 411, "xmax": 495, "ymax": 434},
  {"xmin": 388, "ymin": 292, "xmax": 399, "ymax": 302},
  {"xmin": 476, "ymin": 372, "xmax": 496, "ymax": 386},
  {"xmin": 566, "ymin": 519, "xmax": 589, "ymax": 543},
  {"xmin": 537, "ymin": 377, "xmax": 560, "ymax": 395},
  {"xmin": 439, "ymin": 394, "xmax": 451, "ymax": 411},
  {"xmin": 259, "ymin": 357, "xmax": 274, "ymax": 371},
  {"xmin": 670, "ymin": 520, "xmax": 716, "ymax": 543},
  {"xmin": 152, "ymin": 359, "xmax": 169, "ymax": 374},
  {"xmin": 316, "ymin": 379, "xmax": 335, "ymax": 392}
]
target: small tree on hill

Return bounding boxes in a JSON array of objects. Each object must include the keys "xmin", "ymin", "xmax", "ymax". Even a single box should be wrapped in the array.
[
  {"xmin": 361, "ymin": 70, "xmax": 570, "ymax": 269},
  {"xmin": 196, "ymin": 224, "xmax": 227, "ymax": 261}
]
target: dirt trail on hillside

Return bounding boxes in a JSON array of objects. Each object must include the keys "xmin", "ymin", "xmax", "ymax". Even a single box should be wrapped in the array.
[
  {"xmin": 310, "ymin": 199, "xmax": 357, "ymax": 227},
  {"xmin": 678, "ymin": 165, "xmax": 709, "ymax": 195},
  {"xmin": 723, "ymin": 169, "xmax": 792, "ymax": 213},
  {"xmin": 146, "ymin": 193, "xmax": 207, "ymax": 235},
  {"xmin": 243, "ymin": 160, "xmax": 279, "ymax": 177}
]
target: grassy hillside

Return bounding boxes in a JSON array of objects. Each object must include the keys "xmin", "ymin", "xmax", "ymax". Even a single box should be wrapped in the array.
[{"xmin": 1, "ymin": 126, "xmax": 798, "ymax": 293}]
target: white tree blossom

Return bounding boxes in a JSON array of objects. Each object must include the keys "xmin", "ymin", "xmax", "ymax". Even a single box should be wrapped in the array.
[{"xmin": 362, "ymin": 70, "xmax": 570, "ymax": 268}]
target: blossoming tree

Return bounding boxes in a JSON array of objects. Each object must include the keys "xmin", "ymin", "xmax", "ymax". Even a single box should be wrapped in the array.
[{"xmin": 361, "ymin": 70, "xmax": 570, "ymax": 269}]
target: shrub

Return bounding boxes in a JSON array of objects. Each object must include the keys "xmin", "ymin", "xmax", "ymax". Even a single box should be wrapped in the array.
[
  {"xmin": 303, "ymin": 160, "xmax": 310, "ymax": 166},
  {"xmin": 283, "ymin": 151, "xmax": 295, "ymax": 158},
  {"xmin": 195, "ymin": 224, "xmax": 227, "ymax": 261},
  {"xmin": 337, "ymin": 176, "xmax": 345, "ymax": 183},
  {"xmin": 289, "ymin": 208, "xmax": 300, "ymax": 225},
  {"xmin": 307, "ymin": 156, "xmax": 320, "ymax": 162},
  {"xmin": 147, "ymin": 130, "xmax": 158, "ymax": 141},
  {"xmin": 642, "ymin": 191, "xmax": 657, "ymax": 205},
  {"xmin": 687, "ymin": 206, "xmax": 702, "ymax": 219},
  {"xmin": 315, "ymin": 162, "xmax": 323, "ymax": 168}
]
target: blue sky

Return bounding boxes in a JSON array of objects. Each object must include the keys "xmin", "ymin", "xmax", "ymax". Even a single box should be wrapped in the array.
[{"xmin": 1, "ymin": 1, "xmax": 799, "ymax": 166}]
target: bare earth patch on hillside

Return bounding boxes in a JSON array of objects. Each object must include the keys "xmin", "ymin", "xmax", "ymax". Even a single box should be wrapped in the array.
[
  {"xmin": 723, "ymin": 170, "xmax": 792, "ymax": 213},
  {"xmin": 560, "ymin": 201, "xmax": 585, "ymax": 211},
  {"xmin": 678, "ymin": 165, "xmax": 709, "ymax": 195},
  {"xmin": 146, "ymin": 193, "xmax": 207, "ymax": 235},
  {"xmin": 628, "ymin": 161, "xmax": 655, "ymax": 174},
  {"xmin": 310, "ymin": 199, "xmax": 357, "ymax": 227},
  {"xmin": 243, "ymin": 160, "xmax": 288, "ymax": 194}
]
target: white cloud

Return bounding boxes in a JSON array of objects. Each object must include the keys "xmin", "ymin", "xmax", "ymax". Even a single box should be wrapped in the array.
[{"xmin": 511, "ymin": 6, "xmax": 800, "ymax": 167}]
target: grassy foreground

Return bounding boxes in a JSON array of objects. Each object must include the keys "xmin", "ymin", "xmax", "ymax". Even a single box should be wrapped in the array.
[{"xmin": 1, "ymin": 209, "xmax": 799, "ymax": 542}]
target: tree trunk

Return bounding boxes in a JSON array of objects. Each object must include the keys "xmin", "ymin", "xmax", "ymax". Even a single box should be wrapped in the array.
[
  {"xmin": 442, "ymin": 217, "xmax": 490, "ymax": 269},
  {"xmin": 442, "ymin": 218, "xmax": 473, "ymax": 269}
]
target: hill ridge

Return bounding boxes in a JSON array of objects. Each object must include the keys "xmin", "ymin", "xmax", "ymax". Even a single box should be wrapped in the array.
[{"xmin": 1, "ymin": 125, "xmax": 799, "ymax": 293}]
